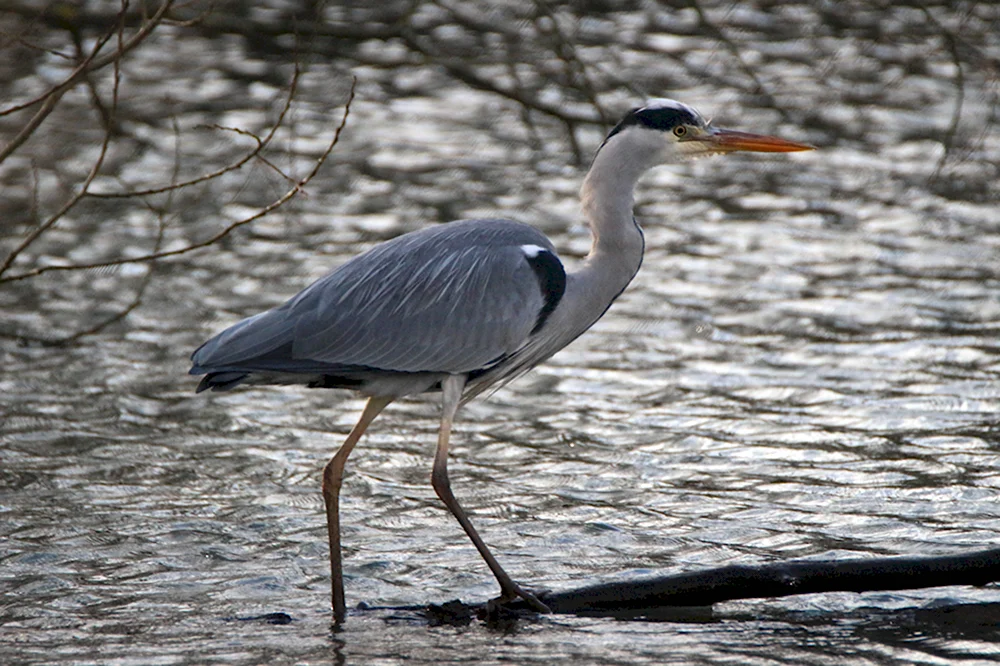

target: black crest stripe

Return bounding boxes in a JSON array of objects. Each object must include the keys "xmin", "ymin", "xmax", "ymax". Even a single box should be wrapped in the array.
[{"xmin": 603, "ymin": 105, "xmax": 700, "ymax": 144}]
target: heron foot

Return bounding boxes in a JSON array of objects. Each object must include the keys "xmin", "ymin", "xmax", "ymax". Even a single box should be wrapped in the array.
[{"xmin": 491, "ymin": 581, "xmax": 551, "ymax": 615}]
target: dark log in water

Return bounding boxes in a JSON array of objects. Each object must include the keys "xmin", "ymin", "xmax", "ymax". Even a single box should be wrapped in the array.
[{"xmin": 491, "ymin": 548, "xmax": 1000, "ymax": 620}]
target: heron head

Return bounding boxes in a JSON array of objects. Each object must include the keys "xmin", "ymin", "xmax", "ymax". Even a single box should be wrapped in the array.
[{"xmin": 602, "ymin": 98, "xmax": 814, "ymax": 159}]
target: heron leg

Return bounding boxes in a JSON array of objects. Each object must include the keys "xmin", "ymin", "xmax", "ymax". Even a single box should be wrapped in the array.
[
  {"xmin": 322, "ymin": 395, "xmax": 392, "ymax": 624},
  {"xmin": 431, "ymin": 375, "xmax": 551, "ymax": 614}
]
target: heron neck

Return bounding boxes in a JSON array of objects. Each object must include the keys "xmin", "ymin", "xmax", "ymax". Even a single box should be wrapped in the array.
[
  {"xmin": 576, "ymin": 136, "xmax": 660, "ymax": 303},
  {"xmin": 468, "ymin": 135, "xmax": 663, "ymax": 385}
]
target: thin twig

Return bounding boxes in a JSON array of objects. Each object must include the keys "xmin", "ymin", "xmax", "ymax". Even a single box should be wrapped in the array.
[
  {"xmin": 89, "ymin": 64, "xmax": 302, "ymax": 198},
  {"xmin": 0, "ymin": 5, "xmax": 131, "ymax": 278},
  {"xmin": 200, "ymin": 124, "xmax": 299, "ymax": 187},
  {"xmin": 533, "ymin": 0, "xmax": 610, "ymax": 126},
  {"xmin": 0, "ymin": 19, "xmax": 116, "ymax": 119},
  {"xmin": 686, "ymin": 0, "xmax": 791, "ymax": 122},
  {"xmin": 0, "ymin": 77, "xmax": 357, "ymax": 284},
  {"xmin": 920, "ymin": 4, "xmax": 965, "ymax": 180},
  {"xmin": 0, "ymin": 3, "xmax": 118, "ymax": 162},
  {"xmin": 9, "ymin": 6, "xmax": 153, "ymax": 346},
  {"xmin": 397, "ymin": 28, "xmax": 599, "ymax": 126},
  {"xmin": 0, "ymin": 0, "xmax": 174, "ymax": 120}
]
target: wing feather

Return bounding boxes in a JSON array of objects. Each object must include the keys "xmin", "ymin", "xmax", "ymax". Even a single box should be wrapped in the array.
[{"xmin": 191, "ymin": 219, "xmax": 564, "ymax": 377}]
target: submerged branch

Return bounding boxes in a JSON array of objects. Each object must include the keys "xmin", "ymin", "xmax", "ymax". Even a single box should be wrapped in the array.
[
  {"xmin": 505, "ymin": 547, "xmax": 1000, "ymax": 619},
  {"xmin": 387, "ymin": 548, "xmax": 1000, "ymax": 624}
]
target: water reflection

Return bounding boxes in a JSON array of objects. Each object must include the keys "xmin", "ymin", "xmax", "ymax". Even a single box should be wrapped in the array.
[{"xmin": 3, "ymin": 1, "xmax": 1000, "ymax": 664}]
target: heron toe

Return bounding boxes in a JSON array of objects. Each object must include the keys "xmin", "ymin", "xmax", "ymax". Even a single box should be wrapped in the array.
[{"xmin": 499, "ymin": 581, "xmax": 552, "ymax": 614}]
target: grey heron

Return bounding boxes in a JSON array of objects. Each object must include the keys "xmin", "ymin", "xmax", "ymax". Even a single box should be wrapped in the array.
[{"xmin": 190, "ymin": 99, "xmax": 813, "ymax": 622}]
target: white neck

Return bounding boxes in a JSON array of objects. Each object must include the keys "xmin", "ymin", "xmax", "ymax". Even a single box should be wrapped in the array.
[
  {"xmin": 518, "ymin": 129, "xmax": 667, "ymax": 367},
  {"xmin": 575, "ymin": 131, "xmax": 665, "ymax": 308},
  {"xmin": 467, "ymin": 128, "xmax": 670, "ymax": 394}
]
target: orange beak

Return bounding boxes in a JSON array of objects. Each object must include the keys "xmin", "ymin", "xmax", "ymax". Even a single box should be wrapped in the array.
[{"xmin": 695, "ymin": 127, "xmax": 815, "ymax": 153}]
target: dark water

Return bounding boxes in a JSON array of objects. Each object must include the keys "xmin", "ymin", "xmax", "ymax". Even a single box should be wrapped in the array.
[{"xmin": 2, "ymin": 2, "xmax": 999, "ymax": 664}]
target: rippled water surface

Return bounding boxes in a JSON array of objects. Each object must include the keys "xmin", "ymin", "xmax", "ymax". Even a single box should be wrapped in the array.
[{"xmin": 2, "ymin": 2, "xmax": 1000, "ymax": 664}]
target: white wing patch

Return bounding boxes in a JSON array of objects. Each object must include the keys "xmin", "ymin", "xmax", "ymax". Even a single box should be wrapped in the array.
[{"xmin": 520, "ymin": 244, "xmax": 546, "ymax": 258}]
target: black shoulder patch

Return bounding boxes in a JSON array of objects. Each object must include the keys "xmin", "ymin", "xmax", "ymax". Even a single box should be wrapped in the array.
[{"xmin": 524, "ymin": 248, "xmax": 566, "ymax": 334}]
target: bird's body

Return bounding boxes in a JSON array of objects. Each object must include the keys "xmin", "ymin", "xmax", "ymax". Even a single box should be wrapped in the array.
[
  {"xmin": 191, "ymin": 218, "xmax": 569, "ymax": 399},
  {"xmin": 191, "ymin": 122, "xmax": 654, "ymax": 404},
  {"xmin": 190, "ymin": 99, "xmax": 812, "ymax": 622}
]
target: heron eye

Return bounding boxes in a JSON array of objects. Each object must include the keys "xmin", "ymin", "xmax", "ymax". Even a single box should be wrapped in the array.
[{"xmin": 673, "ymin": 125, "xmax": 688, "ymax": 138}]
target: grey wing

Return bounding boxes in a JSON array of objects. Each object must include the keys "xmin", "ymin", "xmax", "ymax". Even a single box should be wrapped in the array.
[{"xmin": 191, "ymin": 219, "xmax": 564, "ymax": 376}]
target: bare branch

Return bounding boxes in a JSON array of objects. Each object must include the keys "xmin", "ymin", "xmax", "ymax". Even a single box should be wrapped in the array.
[
  {"xmin": 506, "ymin": 547, "xmax": 1000, "ymax": 619},
  {"xmin": 685, "ymin": 0, "xmax": 790, "ymax": 122},
  {"xmin": 397, "ymin": 28, "xmax": 600, "ymax": 126},
  {"xmin": 0, "ymin": 0, "xmax": 175, "ymax": 121},
  {"xmin": 533, "ymin": 0, "xmax": 611, "ymax": 126},
  {"xmin": 920, "ymin": 4, "xmax": 966, "ymax": 180},
  {"xmin": 0, "ymin": 8, "xmax": 121, "ymax": 162},
  {"xmin": 0, "ymin": 77, "xmax": 357, "ymax": 284},
  {"xmin": 0, "ymin": 3, "xmax": 130, "ymax": 277},
  {"xmin": 89, "ymin": 64, "xmax": 302, "ymax": 199},
  {"xmin": 0, "ymin": 87, "xmax": 67, "ymax": 165}
]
